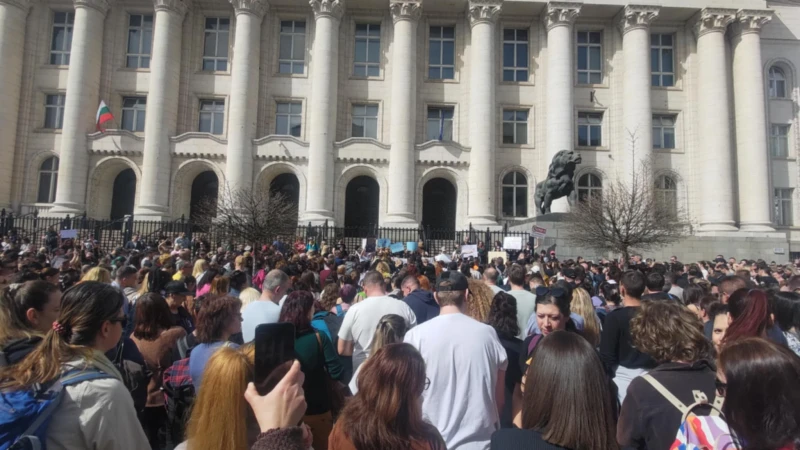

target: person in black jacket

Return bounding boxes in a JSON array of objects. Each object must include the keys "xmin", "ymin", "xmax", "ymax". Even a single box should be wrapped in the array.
[
  {"xmin": 617, "ymin": 300, "xmax": 717, "ymax": 450},
  {"xmin": 400, "ymin": 275, "xmax": 439, "ymax": 324}
]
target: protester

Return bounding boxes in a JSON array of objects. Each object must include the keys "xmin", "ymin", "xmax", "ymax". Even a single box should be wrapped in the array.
[
  {"xmin": 722, "ymin": 288, "xmax": 778, "ymax": 346},
  {"xmin": 570, "ymin": 287, "xmax": 601, "ymax": 347},
  {"xmin": 0, "ymin": 281, "xmax": 61, "ymax": 364},
  {"xmin": 466, "ymin": 277, "xmax": 494, "ymax": 323},
  {"xmin": 350, "ymin": 313, "xmax": 409, "ymax": 394},
  {"xmin": 401, "ymin": 275, "xmax": 440, "ymax": 324},
  {"xmin": 486, "ymin": 292, "xmax": 524, "ymax": 429},
  {"xmin": 618, "ymin": 300, "xmax": 717, "ymax": 449},
  {"xmin": 709, "ymin": 303, "xmax": 730, "ymax": 352},
  {"xmin": 491, "ymin": 331, "xmax": 617, "ymax": 450},
  {"xmin": 165, "ymin": 281, "xmax": 195, "ymax": 334},
  {"xmin": 131, "ymin": 293, "xmax": 187, "ymax": 448},
  {"xmin": 188, "ymin": 296, "xmax": 242, "ymax": 389},
  {"xmin": 241, "ymin": 270, "xmax": 291, "ymax": 342},
  {"xmin": 0, "ymin": 282, "xmax": 148, "ymax": 449},
  {"xmin": 717, "ymin": 338, "xmax": 800, "ymax": 450},
  {"xmin": 506, "ymin": 265, "xmax": 537, "ymax": 340},
  {"xmin": 771, "ymin": 290, "xmax": 800, "ymax": 355},
  {"xmin": 333, "ymin": 284, "xmax": 356, "ymax": 316},
  {"xmin": 338, "ymin": 271, "xmax": 417, "ymax": 372},
  {"xmin": 405, "ymin": 271, "xmax": 507, "ymax": 450}
]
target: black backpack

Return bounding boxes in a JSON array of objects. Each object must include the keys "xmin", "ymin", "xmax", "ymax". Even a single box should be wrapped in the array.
[{"xmin": 107, "ymin": 338, "xmax": 150, "ymax": 414}]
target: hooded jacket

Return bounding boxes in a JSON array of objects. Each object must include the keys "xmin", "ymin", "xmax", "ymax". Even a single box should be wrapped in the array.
[{"xmin": 403, "ymin": 289, "xmax": 440, "ymax": 325}]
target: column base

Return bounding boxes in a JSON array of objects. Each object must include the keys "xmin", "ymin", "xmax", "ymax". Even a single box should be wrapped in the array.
[
  {"xmin": 383, "ymin": 212, "xmax": 419, "ymax": 229},
  {"xmin": 467, "ymin": 215, "xmax": 502, "ymax": 230},
  {"xmin": 697, "ymin": 222, "xmax": 738, "ymax": 232},
  {"xmin": 302, "ymin": 210, "xmax": 335, "ymax": 226},
  {"xmin": 739, "ymin": 222, "xmax": 776, "ymax": 232},
  {"xmin": 45, "ymin": 202, "xmax": 86, "ymax": 217},
  {"xmin": 134, "ymin": 204, "xmax": 172, "ymax": 221}
]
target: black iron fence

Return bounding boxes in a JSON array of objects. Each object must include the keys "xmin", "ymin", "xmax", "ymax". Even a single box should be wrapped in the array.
[{"xmin": 0, "ymin": 209, "xmax": 532, "ymax": 256}]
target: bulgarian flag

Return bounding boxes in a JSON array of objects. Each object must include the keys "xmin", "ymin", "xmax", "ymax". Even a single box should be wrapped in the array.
[{"xmin": 96, "ymin": 100, "xmax": 114, "ymax": 131}]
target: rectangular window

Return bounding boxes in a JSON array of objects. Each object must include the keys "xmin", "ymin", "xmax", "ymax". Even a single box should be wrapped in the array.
[
  {"xmin": 771, "ymin": 124, "xmax": 790, "ymax": 158},
  {"xmin": 651, "ymin": 33, "xmax": 674, "ymax": 87},
  {"xmin": 354, "ymin": 23, "xmax": 380, "ymax": 77},
  {"xmin": 121, "ymin": 97, "xmax": 147, "ymax": 132},
  {"xmin": 126, "ymin": 14, "xmax": 153, "ymax": 69},
  {"xmin": 426, "ymin": 106, "xmax": 454, "ymax": 141},
  {"xmin": 203, "ymin": 17, "xmax": 230, "ymax": 71},
  {"xmin": 652, "ymin": 114, "xmax": 676, "ymax": 149},
  {"xmin": 199, "ymin": 100, "xmax": 225, "ymax": 135},
  {"xmin": 576, "ymin": 31, "xmax": 602, "ymax": 84},
  {"xmin": 428, "ymin": 26, "xmax": 455, "ymax": 80},
  {"xmin": 44, "ymin": 94, "xmax": 66, "ymax": 129},
  {"xmin": 50, "ymin": 11, "xmax": 75, "ymax": 65},
  {"xmin": 502, "ymin": 109, "xmax": 528, "ymax": 144},
  {"xmin": 502, "ymin": 29, "xmax": 528, "ymax": 82},
  {"xmin": 577, "ymin": 112, "xmax": 602, "ymax": 147},
  {"xmin": 278, "ymin": 20, "xmax": 305, "ymax": 74},
  {"xmin": 351, "ymin": 104, "xmax": 378, "ymax": 138},
  {"xmin": 775, "ymin": 188, "xmax": 793, "ymax": 226},
  {"xmin": 276, "ymin": 102, "xmax": 302, "ymax": 137}
]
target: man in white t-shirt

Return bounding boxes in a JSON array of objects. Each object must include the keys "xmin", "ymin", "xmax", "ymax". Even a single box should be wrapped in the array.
[
  {"xmin": 506, "ymin": 264, "xmax": 536, "ymax": 340},
  {"xmin": 338, "ymin": 271, "xmax": 417, "ymax": 371},
  {"xmin": 405, "ymin": 271, "xmax": 508, "ymax": 450}
]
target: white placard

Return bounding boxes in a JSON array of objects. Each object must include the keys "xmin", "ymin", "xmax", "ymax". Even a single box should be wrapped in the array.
[
  {"xmin": 503, "ymin": 236, "xmax": 523, "ymax": 250},
  {"xmin": 460, "ymin": 244, "xmax": 478, "ymax": 259},
  {"xmin": 60, "ymin": 229, "xmax": 77, "ymax": 239}
]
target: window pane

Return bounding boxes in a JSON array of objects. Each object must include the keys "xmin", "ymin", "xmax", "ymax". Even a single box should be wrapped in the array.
[
  {"xmin": 219, "ymin": 18, "xmax": 229, "ymax": 30},
  {"xmin": 442, "ymin": 67, "xmax": 454, "ymax": 79},
  {"xmin": 503, "ymin": 110, "xmax": 515, "ymax": 121},
  {"xmin": 199, "ymin": 113, "xmax": 211, "ymax": 132},
  {"xmin": 504, "ymin": 29, "xmax": 515, "ymax": 40},
  {"xmin": 651, "ymin": 48, "xmax": 659, "ymax": 72},
  {"xmin": 442, "ymin": 41, "xmax": 455, "ymax": 65},
  {"xmin": 590, "ymin": 72, "xmax": 602, "ymax": 84},
  {"xmin": 279, "ymin": 35, "xmax": 292, "ymax": 59},
  {"xmin": 365, "ymin": 118, "xmax": 377, "ymax": 138},
  {"xmin": 127, "ymin": 29, "xmax": 140, "ymax": 53},
  {"xmin": 502, "ymin": 123, "xmax": 514, "ymax": 143},
  {"xmin": 290, "ymin": 103, "xmax": 302, "ymax": 114},
  {"xmin": 281, "ymin": 21, "xmax": 293, "ymax": 33},
  {"xmin": 503, "ymin": 172, "xmax": 514, "ymax": 184},
  {"xmin": 516, "ymin": 187, "xmax": 527, "ymax": 216},
  {"xmin": 136, "ymin": 111, "xmax": 146, "ymax": 131},
  {"xmin": 577, "ymin": 32, "xmax": 587, "ymax": 44},
  {"xmin": 204, "ymin": 32, "xmax": 216, "ymax": 56},
  {"xmin": 591, "ymin": 126, "xmax": 601, "ymax": 146},
  {"xmin": 662, "ymin": 49, "xmax": 673, "ymax": 73},
  {"xmin": 217, "ymin": 32, "xmax": 228, "ymax": 57},
  {"xmin": 662, "ymin": 34, "xmax": 672, "ymax": 46},
  {"xmin": 367, "ymin": 41, "xmax": 379, "ymax": 63},
  {"xmin": 502, "ymin": 187, "xmax": 514, "ymax": 216},
  {"xmin": 442, "ymin": 108, "xmax": 453, "ymax": 119},
  {"xmin": 45, "ymin": 108, "xmax": 57, "ymax": 128},
  {"xmin": 577, "ymin": 72, "xmax": 588, "ymax": 84},
  {"xmin": 427, "ymin": 119, "xmax": 439, "ymax": 140},
  {"xmin": 577, "ymin": 46, "xmax": 587, "ymax": 70},
  {"xmin": 216, "ymin": 60, "xmax": 227, "ymax": 71},
  {"xmin": 662, "ymin": 75, "xmax": 674, "ymax": 87},
  {"xmin": 354, "ymin": 65, "xmax": 366, "ymax": 77},
  {"xmin": 290, "ymin": 116, "xmax": 301, "ymax": 137},
  {"xmin": 292, "ymin": 35, "xmax": 305, "ymax": 59},
  {"xmin": 38, "ymin": 173, "xmax": 52, "ymax": 203},
  {"xmin": 122, "ymin": 111, "xmax": 134, "ymax": 131},
  {"xmin": 517, "ymin": 44, "xmax": 528, "ymax": 68},
  {"xmin": 442, "ymin": 27, "xmax": 454, "ymax": 39},
  {"xmin": 276, "ymin": 115, "xmax": 288, "ymax": 134},
  {"xmin": 664, "ymin": 129, "xmax": 675, "ymax": 148},
  {"xmin": 355, "ymin": 39, "xmax": 367, "ymax": 62},
  {"xmin": 430, "ymin": 26, "xmax": 441, "ymax": 38},
  {"xmin": 503, "ymin": 43, "xmax": 514, "ymax": 67},
  {"xmin": 352, "ymin": 121, "xmax": 364, "ymax": 137},
  {"xmin": 578, "ymin": 126, "xmax": 588, "ymax": 146},
  {"xmin": 428, "ymin": 67, "xmax": 440, "ymax": 79},
  {"xmin": 52, "ymin": 28, "xmax": 64, "ymax": 52},
  {"xmin": 142, "ymin": 29, "xmax": 152, "ymax": 54},
  {"xmin": 366, "ymin": 105, "xmax": 378, "ymax": 116},
  {"xmin": 443, "ymin": 120, "xmax": 453, "ymax": 140},
  {"xmin": 429, "ymin": 40, "xmax": 440, "ymax": 65},
  {"xmin": 517, "ymin": 29, "xmax": 527, "ymax": 40},
  {"xmin": 589, "ymin": 32, "xmax": 601, "ymax": 44},
  {"xmin": 653, "ymin": 128, "xmax": 662, "ymax": 148},
  {"xmin": 516, "ymin": 123, "xmax": 527, "ymax": 144},
  {"xmin": 213, "ymin": 115, "xmax": 224, "ymax": 135},
  {"xmin": 589, "ymin": 47, "xmax": 601, "ymax": 70}
]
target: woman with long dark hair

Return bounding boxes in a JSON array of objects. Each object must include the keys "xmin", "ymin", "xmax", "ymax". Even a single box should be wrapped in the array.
[
  {"xmin": 491, "ymin": 331, "xmax": 618, "ymax": 450},
  {"xmin": 486, "ymin": 292, "xmax": 524, "ymax": 429},
  {"xmin": 0, "ymin": 281, "xmax": 61, "ymax": 363},
  {"xmin": 331, "ymin": 343, "xmax": 445, "ymax": 450},
  {"xmin": 723, "ymin": 288, "xmax": 771, "ymax": 346},
  {"xmin": 717, "ymin": 338, "xmax": 800, "ymax": 450},
  {"xmin": 280, "ymin": 290, "xmax": 344, "ymax": 450},
  {"xmin": 0, "ymin": 282, "xmax": 148, "ymax": 449}
]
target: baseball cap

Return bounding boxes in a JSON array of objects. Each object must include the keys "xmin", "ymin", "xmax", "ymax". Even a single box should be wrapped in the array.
[
  {"xmin": 436, "ymin": 271, "xmax": 469, "ymax": 292},
  {"xmin": 562, "ymin": 268, "xmax": 577, "ymax": 279},
  {"xmin": 164, "ymin": 281, "xmax": 191, "ymax": 296}
]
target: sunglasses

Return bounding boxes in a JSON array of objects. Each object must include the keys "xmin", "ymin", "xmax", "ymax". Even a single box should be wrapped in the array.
[
  {"xmin": 109, "ymin": 316, "xmax": 128, "ymax": 329},
  {"xmin": 535, "ymin": 286, "xmax": 567, "ymax": 298}
]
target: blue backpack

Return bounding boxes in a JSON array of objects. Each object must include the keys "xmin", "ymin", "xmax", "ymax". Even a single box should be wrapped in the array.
[{"xmin": 0, "ymin": 368, "xmax": 113, "ymax": 450}]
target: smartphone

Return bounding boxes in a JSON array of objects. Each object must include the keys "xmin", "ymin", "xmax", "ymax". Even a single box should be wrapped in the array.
[{"xmin": 254, "ymin": 323, "xmax": 297, "ymax": 395}]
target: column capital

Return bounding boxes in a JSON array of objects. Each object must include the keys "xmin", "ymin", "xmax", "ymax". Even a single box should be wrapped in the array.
[
  {"xmin": 73, "ymin": 0, "xmax": 110, "ymax": 15},
  {"xmin": 468, "ymin": 0, "xmax": 502, "ymax": 27},
  {"xmin": 617, "ymin": 5, "xmax": 659, "ymax": 35},
  {"xmin": 542, "ymin": 2, "xmax": 581, "ymax": 32},
  {"xmin": 390, "ymin": 0, "xmax": 421, "ymax": 23},
  {"xmin": 230, "ymin": 0, "xmax": 268, "ymax": 17},
  {"xmin": 732, "ymin": 10, "xmax": 773, "ymax": 36},
  {"xmin": 693, "ymin": 8, "xmax": 737, "ymax": 38},
  {"xmin": 309, "ymin": 0, "xmax": 343, "ymax": 20},
  {"xmin": 154, "ymin": 0, "xmax": 190, "ymax": 16},
  {"xmin": 0, "ymin": 0, "xmax": 31, "ymax": 11}
]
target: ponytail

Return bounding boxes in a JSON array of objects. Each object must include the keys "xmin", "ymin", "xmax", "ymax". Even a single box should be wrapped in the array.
[{"xmin": 369, "ymin": 314, "xmax": 409, "ymax": 354}]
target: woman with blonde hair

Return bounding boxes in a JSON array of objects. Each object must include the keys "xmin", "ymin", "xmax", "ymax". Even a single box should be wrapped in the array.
[
  {"xmin": 466, "ymin": 278, "xmax": 493, "ymax": 322},
  {"xmin": 80, "ymin": 266, "xmax": 111, "ymax": 284},
  {"xmin": 177, "ymin": 345, "xmax": 263, "ymax": 450},
  {"xmin": 238, "ymin": 287, "xmax": 260, "ymax": 313},
  {"xmin": 571, "ymin": 287, "xmax": 601, "ymax": 347},
  {"xmin": 193, "ymin": 259, "xmax": 208, "ymax": 279}
]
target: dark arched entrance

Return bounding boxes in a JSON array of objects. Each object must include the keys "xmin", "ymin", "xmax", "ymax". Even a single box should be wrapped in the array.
[
  {"xmin": 422, "ymin": 178, "xmax": 456, "ymax": 238},
  {"xmin": 110, "ymin": 169, "xmax": 136, "ymax": 221},
  {"xmin": 189, "ymin": 171, "xmax": 219, "ymax": 222},
  {"xmin": 270, "ymin": 173, "xmax": 300, "ymax": 221},
  {"xmin": 344, "ymin": 175, "xmax": 379, "ymax": 236}
]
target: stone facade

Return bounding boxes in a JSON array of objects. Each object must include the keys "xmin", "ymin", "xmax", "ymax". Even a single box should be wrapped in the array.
[{"xmin": 4, "ymin": 0, "xmax": 800, "ymax": 260}]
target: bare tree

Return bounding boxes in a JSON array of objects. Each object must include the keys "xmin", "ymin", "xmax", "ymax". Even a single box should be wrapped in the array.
[
  {"xmin": 564, "ymin": 161, "xmax": 688, "ymax": 264},
  {"xmin": 194, "ymin": 183, "xmax": 299, "ymax": 254}
]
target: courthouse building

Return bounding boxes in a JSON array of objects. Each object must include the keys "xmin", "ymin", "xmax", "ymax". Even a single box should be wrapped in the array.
[{"xmin": 2, "ymin": 0, "xmax": 800, "ymax": 258}]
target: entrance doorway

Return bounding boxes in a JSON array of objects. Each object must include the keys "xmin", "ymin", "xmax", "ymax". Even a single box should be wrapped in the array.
[
  {"xmin": 110, "ymin": 169, "xmax": 136, "ymax": 221},
  {"xmin": 189, "ymin": 171, "xmax": 219, "ymax": 222},
  {"xmin": 422, "ymin": 178, "xmax": 456, "ymax": 238},
  {"xmin": 270, "ymin": 173, "xmax": 300, "ymax": 222},
  {"xmin": 344, "ymin": 176, "xmax": 379, "ymax": 236}
]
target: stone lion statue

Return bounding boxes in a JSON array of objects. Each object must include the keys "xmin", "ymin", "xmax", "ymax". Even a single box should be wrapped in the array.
[{"xmin": 534, "ymin": 150, "xmax": 582, "ymax": 214}]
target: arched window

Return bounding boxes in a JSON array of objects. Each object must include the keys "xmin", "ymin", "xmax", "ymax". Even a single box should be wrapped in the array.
[
  {"xmin": 502, "ymin": 171, "xmax": 527, "ymax": 217},
  {"xmin": 37, "ymin": 157, "xmax": 59, "ymax": 203},
  {"xmin": 655, "ymin": 175, "xmax": 678, "ymax": 217},
  {"xmin": 577, "ymin": 173, "xmax": 602, "ymax": 202},
  {"xmin": 769, "ymin": 66, "xmax": 787, "ymax": 98}
]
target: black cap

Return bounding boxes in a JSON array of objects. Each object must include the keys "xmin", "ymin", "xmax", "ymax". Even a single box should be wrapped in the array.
[
  {"xmin": 164, "ymin": 281, "xmax": 191, "ymax": 296},
  {"xmin": 436, "ymin": 271, "xmax": 469, "ymax": 292},
  {"xmin": 562, "ymin": 268, "xmax": 577, "ymax": 279}
]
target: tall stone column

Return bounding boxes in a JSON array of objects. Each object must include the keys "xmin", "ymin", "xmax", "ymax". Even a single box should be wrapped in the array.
[
  {"xmin": 136, "ymin": 0, "xmax": 188, "ymax": 219},
  {"xmin": 695, "ymin": 8, "xmax": 737, "ymax": 231},
  {"xmin": 732, "ymin": 10, "xmax": 774, "ymax": 231},
  {"xmin": 0, "ymin": 0, "xmax": 30, "ymax": 209},
  {"xmin": 467, "ymin": 0, "xmax": 501, "ymax": 226},
  {"xmin": 543, "ymin": 2, "xmax": 580, "ymax": 213},
  {"xmin": 619, "ymin": 5, "xmax": 659, "ymax": 185},
  {"xmin": 225, "ymin": 0, "xmax": 268, "ymax": 195},
  {"xmin": 305, "ymin": 0, "xmax": 343, "ymax": 225},
  {"xmin": 385, "ymin": 0, "xmax": 420, "ymax": 228},
  {"xmin": 49, "ymin": 0, "xmax": 110, "ymax": 216}
]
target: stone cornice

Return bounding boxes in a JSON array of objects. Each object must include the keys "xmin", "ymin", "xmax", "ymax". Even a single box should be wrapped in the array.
[
  {"xmin": 170, "ymin": 132, "xmax": 227, "ymax": 144},
  {"xmin": 732, "ymin": 10, "xmax": 773, "ymax": 36},
  {"xmin": 309, "ymin": 0, "xmax": 343, "ymax": 20},
  {"xmin": 252, "ymin": 135, "xmax": 310, "ymax": 147},
  {"xmin": 468, "ymin": 0, "xmax": 502, "ymax": 27},
  {"xmin": 74, "ymin": 0, "xmax": 110, "ymax": 15},
  {"xmin": 542, "ymin": 2, "xmax": 582, "ymax": 32},
  {"xmin": 693, "ymin": 8, "xmax": 737, "ymax": 38},
  {"xmin": 87, "ymin": 129, "xmax": 144, "ymax": 141},
  {"xmin": 390, "ymin": 1, "xmax": 421, "ymax": 24},
  {"xmin": 0, "ymin": 0, "xmax": 31, "ymax": 12},
  {"xmin": 334, "ymin": 137, "xmax": 391, "ymax": 150},
  {"xmin": 617, "ymin": 5, "xmax": 659, "ymax": 35},
  {"xmin": 154, "ymin": 0, "xmax": 190, "ymax": 16},
  {"xmin": 230, "ymin": 0, "xmax": 268, "ymax": 18}
]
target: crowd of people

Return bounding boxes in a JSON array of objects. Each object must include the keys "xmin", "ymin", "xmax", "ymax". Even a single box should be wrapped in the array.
[{"xmin": 1, "ymin": 231, "xmax": 800, "ymax": 450}]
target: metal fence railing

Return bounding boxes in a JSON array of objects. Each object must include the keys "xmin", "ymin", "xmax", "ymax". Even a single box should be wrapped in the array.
[{"xmin": 0, "ymin": 209, "xmax": 533, "ymax": 255}]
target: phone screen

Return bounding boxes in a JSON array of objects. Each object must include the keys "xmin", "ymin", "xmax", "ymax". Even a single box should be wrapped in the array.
[{"xmin": 254, "ymin": 323, "xmax": 297, "ymax": 395}]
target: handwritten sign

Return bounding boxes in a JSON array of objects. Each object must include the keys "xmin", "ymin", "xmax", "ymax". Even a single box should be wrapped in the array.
[
  {"xmin": 377, "ymin": 238, "xmax": 391, "ymax": 248},
  {"xmin": 488, "ymin": 251, "xmax": 508, "ymax": 263},
  {"xmin": 531, "ymin": 226, "xmax": 547, "ymax": 239},
  {"xmin": 461, "ymin": 244, "xmax": 478, "ymax": 259},
  {"xmin": 503, "ymin": 236, "xmax": 523, "ymax": 250},
  {"xmin": 390, "ymin": 243, "xmax": 405, "ymax": 254}
]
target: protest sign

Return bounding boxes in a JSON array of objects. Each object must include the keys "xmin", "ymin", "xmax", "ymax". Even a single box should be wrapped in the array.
[
  {"xmin": 390, "ymin": 242, "xmax": 405, "ymax": 254},
  {"xmin": 60, "ymin": 229, "xmax": 77, "ymax": 239},
  {"xmin": 531, "ymin": 226, "xmax": 547, "ymax": 239},
  {"xmin": 503, "ymin": 236, "xmax": 523, "ymax": 250},
  {"xmin": 488, "ymin": 251, "xmax": 508, "ymax": 263},
  {"xmin": 377, "ymin": 238, "xmax": 391, "ymax": 248},
  {"xmin": 406, "ymin": 241, "xmax": 418, "ymax": 251},
  {"xmin": 461, "ymin": 244, "xmax": 478, "ymax": 259}
]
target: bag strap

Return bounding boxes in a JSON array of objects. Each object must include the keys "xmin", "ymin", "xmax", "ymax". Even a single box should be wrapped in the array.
[
  {"xmin": 335, "ymin": 304, "xmax": 343, "ymax": 315},
  {"xmin": 527, "ymin": 334, "xmax": 543, "ymax": 357},
  {"xmin": 641, "ymin": 374, "xmax": 689, "ymax": 415}
]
